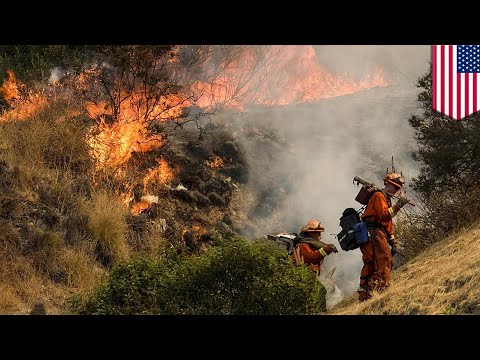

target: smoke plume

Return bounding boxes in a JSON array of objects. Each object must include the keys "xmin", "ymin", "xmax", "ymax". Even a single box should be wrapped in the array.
[
  {"xmin": 213, "ymin": 45, "xmax": 431, "ymax": 297},
  {"xmin": 48, "ymin": 67, "xmax": 65, "ymax": 85}
]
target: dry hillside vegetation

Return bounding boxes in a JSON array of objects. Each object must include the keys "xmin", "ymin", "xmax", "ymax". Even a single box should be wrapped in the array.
[{"xmin": 331, "ymin": 222, "xmax": 480, "ymax": 314}]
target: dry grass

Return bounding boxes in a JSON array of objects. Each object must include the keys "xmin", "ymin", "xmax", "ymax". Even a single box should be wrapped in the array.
[
  {"xmin": 0, "ymin": 99, "xmax": 107, "ymax": 314},
  {"xmin": 331, "ymin": 222, "xmax": 480, "ymax": 314},
  {"xmin": 59, "ymin": 247, "xmax": 104, "ymax": 289},
  {"xmin": 0, "ymin": 283, "xmax": 24, "ymax": 313},
  {"xmin": 80, "ymin": 191, "xmax": 129, "ymax": 266}
]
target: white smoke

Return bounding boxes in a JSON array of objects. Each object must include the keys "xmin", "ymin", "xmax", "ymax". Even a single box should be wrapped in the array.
[
  {"xmin": 48, "ymin": 67, "xmax": 65, "ymax": 85},
  {"xmin": 225, "ymin": 45, "xmax": 431, "ymax": 298}
]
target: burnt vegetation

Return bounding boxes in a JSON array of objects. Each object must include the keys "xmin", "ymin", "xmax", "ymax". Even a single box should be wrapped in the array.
[{"xmin": 0, "ymin": 45, "xmax": 314, "ymax": 314}]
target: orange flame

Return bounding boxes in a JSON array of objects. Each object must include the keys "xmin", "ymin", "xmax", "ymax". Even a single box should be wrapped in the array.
[
  {"xmin": 86, "ymin": 89, "xmax": 189, "ymax": 169},
  {"xmin": 87, "ymin": 115, "xmax": 164, "ymax": 168},
  {"xmin": 143, "ymin": 157, "xmax": 175, "ymax": 191},
  {"xmin": 0, "ymin": 71, "xmax": 20, "ymax": 102},
  {"xmin": 131, "ymin": 199, "xmax": 152, "ymax": 216},
  {"xmin": 0, "ymin": 71, "xmax": 48, "ymax": 121},
  {"xmin": 207, "ymin": 156, "xmax": 224, "ymax": 169},
  {"xmin": 192, "ymin": 45, "xmax": 391, "ymax": 110}
]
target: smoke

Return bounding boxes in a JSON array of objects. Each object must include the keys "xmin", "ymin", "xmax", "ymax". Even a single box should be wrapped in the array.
[
  {"xmin": 48, "ymin": 67, "xmax": 65, "ymax": 85},
  {"xmin": 220, "ymin": 45, "xmax": 431, "ymax": 297}
]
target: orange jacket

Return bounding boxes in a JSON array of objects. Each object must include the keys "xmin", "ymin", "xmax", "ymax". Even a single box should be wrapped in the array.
[
  {"xmin": 361, "ymin": 191, "xmax": 400, "ymax": 238},
  {"xmin": 291, "ymin": 243, "xmax": 327, "ymax": 272}
]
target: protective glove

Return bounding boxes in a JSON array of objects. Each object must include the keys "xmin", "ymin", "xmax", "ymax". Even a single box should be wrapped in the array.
[
  {"xmin": 323, "ymin": 244, "xmax": 338, "ymax": 254},
  {"xmin": 395, "ymin": 195, "xmax": 410, "ymax": 209}
]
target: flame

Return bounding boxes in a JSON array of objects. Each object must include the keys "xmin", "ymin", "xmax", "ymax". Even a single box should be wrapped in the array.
[
  {"xmin": 207, "ymin": 156, "xmax": 224, "ymax": 169},
  {"xmin": 0, "ymin": 71, "xmax": 20, "ymax": 102},
  {"xmin": 86, "ymin": 89, "xmax": 189, "ymax": 169},
  {"xmin": 129, "ymin": 195, "xmax": 159, "ymax": 215},
  {"xmin": 143, "ymin": 157, "xmax": 175, "ymax": 191},
  {"xmin": 0, "ymin": 71, "xmax": 48, "ymax": 121},
  {"xmin": 131, "ymin": 199, "xmax": 152, "ymax": 215},
  {"xmin": 87, "ymin": 115, "xmax": 164, "ymax": 168},
  {"xmin": 191, "ymin": 45, "xmax": 391, "ymax": 110}
]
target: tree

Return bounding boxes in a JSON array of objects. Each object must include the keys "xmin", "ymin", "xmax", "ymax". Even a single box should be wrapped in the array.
[
  {"xmin": 409, "ymin": 67, "xmax": 480, "ymax": 199},
  {"xmin": 396, "ymin": 66, "xmax": 480, "ymax": 258}
]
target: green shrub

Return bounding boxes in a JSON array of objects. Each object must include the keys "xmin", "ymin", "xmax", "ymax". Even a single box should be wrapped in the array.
[{"xmin": 73, "ymin": 236, "xmax": 325, "ymax": 315}]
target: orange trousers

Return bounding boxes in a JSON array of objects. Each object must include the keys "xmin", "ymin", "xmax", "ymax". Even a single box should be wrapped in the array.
[{"xmin": 358, "ymin": 228, "xmax": 393, "ymax": 301}]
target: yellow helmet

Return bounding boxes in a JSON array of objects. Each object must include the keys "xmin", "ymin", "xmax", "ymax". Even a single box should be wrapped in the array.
[
  {"xmin": 300, "ymin": 219, "xmax": 325, "ymax": 233},
  {"xmin": 383, "ymin": 172, "xmax": 405, "ymax": 189}
]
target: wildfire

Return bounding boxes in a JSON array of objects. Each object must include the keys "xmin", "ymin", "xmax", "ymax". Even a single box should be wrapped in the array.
[
  {"xmin": 87, "ymin": 114, "xmax": 164, "ymax": 168},
  {"xmin": 206, "ymin": 156, "xmax": 224, "ymax": 169},
  {"xmin": 0, "ymin": 71, "xmax": 20, "ymax": 101},
  {"xmin": 131, "ymin": 195, "xmax": 159, "ymax": 216},
  {"xmin": 0, "ymin": 71, "xmax": 48, "ymax": 121},
  {"xmin": 192, "ymin": 45, "xmax": 391, "ymax": 110},
  {"xmin": 143, "ymin": 157, "xmax": 175, "ymax": 192},
  {"xmin": 85, "ymin": 90, "xmax": 189, "ymax": 169}
]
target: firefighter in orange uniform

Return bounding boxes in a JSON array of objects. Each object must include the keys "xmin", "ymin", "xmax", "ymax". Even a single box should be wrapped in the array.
[
  {"xmin": 291, "ymin": 219, "xmax": 338, "ymax": 274},
  {"xmin": 357, "ymin": 172, "xmax": 410, "ymax": 302}
]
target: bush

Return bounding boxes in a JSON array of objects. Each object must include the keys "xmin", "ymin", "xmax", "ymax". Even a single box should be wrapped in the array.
[
  {"xmin": 23, "ymin": 228, "xmax": 65, "ymax": 282},
  {"xmin": 0, "ymin": 45, "xmax": 95, "ymax": 83},
  {"xmin": 1, "ymin": 100, "xmax": 92, "ymax": 173},
  {"xmin": 396, "ymin": 186, "xmax": 480, "ymax": 259},
  {"xmin": 73, "ymin": 236, "xmax": 325, "ymax": 315}
]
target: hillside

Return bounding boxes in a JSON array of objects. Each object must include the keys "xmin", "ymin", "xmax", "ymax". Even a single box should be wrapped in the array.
[{"xmin": 330, "ymin": 222, "xmax": 480, "ymax": 315}]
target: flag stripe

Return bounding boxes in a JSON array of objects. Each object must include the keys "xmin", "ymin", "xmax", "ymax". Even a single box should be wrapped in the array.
[
  {"xmin": 437, "ymin": 46, "xmax": 442, "ymax": 111},
  {"xmin": 441, "ymin": 45, "xmax": 445, "ymax": 115},
  {"xmin": 432, "ymin": 45, "xmax": 437, "ymax": 111},
  {"xmin": 475, "ymin": 72, "xmax": 479, "ymax": 114},
  {"xmin": 469, "ymin": 73, "xmax": 473, "ymax": 116},
  {"xmin": 461, "ymin": 73, "xmax": 465, "ymax": 119},
  {"xmin": 466, "ymin": 72, "xmax": 469, "ymax": 119},
  {"xmin": 449, "ymin": 45, "xmax": 453, "ymax": 118},
  {"xmin": 452, "ymin": 45, "xmax": 457, "ymax": 119},
  {"xmin": 458, "ymin": 72, "xmax": 462, "ymax": 120},
  {"xmin": 432, "ymin": 45, "xmax": 437, "ymax": 110},
  {"xmin": 445, "ymin": 46, "xmax": 449, "ymax": 115}
]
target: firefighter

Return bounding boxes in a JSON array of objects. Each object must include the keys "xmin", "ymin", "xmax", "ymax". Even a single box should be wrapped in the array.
[
  {"xmin": 357, "ymin": 172, "xmax": 410, "ymax": 302},
  {"xmin": 291, "ymin": 219, "xmax": 338, "ymax": 274}
]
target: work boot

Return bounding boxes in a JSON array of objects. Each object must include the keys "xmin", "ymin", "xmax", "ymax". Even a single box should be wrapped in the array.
[{"xmin": 357, "ymin": 287, "xmax": 371, "ymax": 302}]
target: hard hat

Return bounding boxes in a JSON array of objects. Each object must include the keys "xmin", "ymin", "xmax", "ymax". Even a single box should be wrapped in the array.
[
  {"xmin": 300, "ymin": 219, "xmax": 325, "ymax": 233},
  {"xmin": 383, "ymin": 172, "xmax": 405, "ymax": 189}
]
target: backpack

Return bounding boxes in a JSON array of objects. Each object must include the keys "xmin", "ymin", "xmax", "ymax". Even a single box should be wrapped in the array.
[
  {"xmin": 355, "ymin": 185, "xmax": 380, "ymax": 205},
  {"xmin": 337, "ymin": 208, "xmax": 369, "ymax": 251},
  {"xmin": 267, "ymin": 233, "xmax": 297, "ymax": 254}
]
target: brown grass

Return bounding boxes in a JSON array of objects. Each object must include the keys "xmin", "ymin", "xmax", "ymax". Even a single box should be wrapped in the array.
[
  {"xmin": 331, "ymin": 222, "xmax": 480, "ymax": 314},
  {"xmin": 80, "ymin": 191, "xmax": 129, "ymax": 266},
  {"xmin": 0, "ymin": 99, "xmax": 107, "ymax": 314},
  {"xmin": 60, "ymin": 247, "xmax": 104, "ymax": 289},
  {"xmin": 0, "ymin": 284, "xmax": 23, "ymax": 313}
]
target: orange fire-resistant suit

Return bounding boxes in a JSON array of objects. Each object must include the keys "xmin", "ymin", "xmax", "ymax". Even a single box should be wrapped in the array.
[
  {"xmin": 358, "ymin": 190, "xmax": 400, "ymax": 301},
  {"xmin": 291, "ymin": 238, "xmax": 336, "ymax": 273}
]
